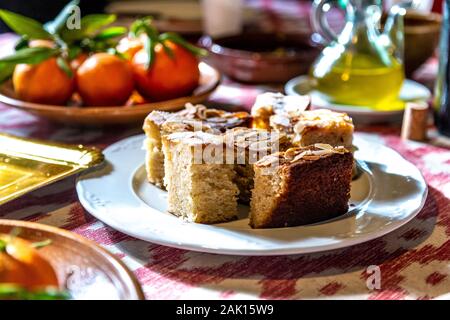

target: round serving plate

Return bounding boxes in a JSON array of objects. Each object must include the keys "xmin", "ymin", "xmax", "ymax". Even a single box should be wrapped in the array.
[
  {"xmin": 284, "ymin": 75, "xmax": 431, "ymax": 125},
  {"xmin": 76, "ymin": 133, "xmax": 427, "ymax": 256},
  {"xmin": 0, "ymin": 62, "xmax": 220, "ymax": 126},
  {"xmin": 0, "ymin": 219, "xmax": 144, "ymax": 300}
]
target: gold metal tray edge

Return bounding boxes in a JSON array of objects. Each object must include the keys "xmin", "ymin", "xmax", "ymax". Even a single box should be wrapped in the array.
[{"xmin": 0, "ymin": 133, "xmax": 104, "ymax": 206}]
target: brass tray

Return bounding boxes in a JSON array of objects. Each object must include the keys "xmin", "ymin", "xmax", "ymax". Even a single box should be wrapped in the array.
[{"xmin": 0, "ymin": 133, "xmax": 104, "ymax": 206}]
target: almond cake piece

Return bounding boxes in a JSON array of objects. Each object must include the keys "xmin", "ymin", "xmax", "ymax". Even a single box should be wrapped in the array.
[
  {"xmin": 162, "ymin": 131, "xmax": 239, "ymax": 224},
  {"xmin": 143, "ymin": 110, "xmax": 173, "ymax": 187},
  {"xmin": 250, "ymin": 144, "xmax": 353, "ymax": 228},
  {"xmin": 162, "ymin": 127, "xmax": 290, "ymax": 224},
  {"xmin": 251, "ymin": 92, "xmax": 310, "ymax": 129},
  {"xmin": 271, "ymin": 109, "xmax": 354, "ymax": 148},
  {"xmin": 143, "ymin": 103, "xmax": 250, "ymax": 187},
  {"xmin": 224, "ymin": 127, "xmax": 290, "ymax": 203}
]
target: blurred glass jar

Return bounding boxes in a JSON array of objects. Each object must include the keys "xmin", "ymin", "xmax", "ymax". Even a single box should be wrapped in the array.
[
  {"xmin": 434, "ymin": 0, "xmax": 450, "ymax": 136},
  {"xmin": 201, "ymin": 0, "xmax": 243, "ymax": 37}
]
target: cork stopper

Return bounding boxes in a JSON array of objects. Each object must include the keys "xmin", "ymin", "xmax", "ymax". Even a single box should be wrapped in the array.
[{"xmin": 401, "ymin": 102, "xmax": 429, "ymax": 141}]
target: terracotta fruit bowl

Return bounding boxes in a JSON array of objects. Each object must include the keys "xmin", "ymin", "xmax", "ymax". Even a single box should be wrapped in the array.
[
  {"xmin": 0, "ymin": 62, "xmax": 220, "ymax": 126},
  {"xmin": 0, "ymin": 219, "xmax": 144, "ymax": 300}
]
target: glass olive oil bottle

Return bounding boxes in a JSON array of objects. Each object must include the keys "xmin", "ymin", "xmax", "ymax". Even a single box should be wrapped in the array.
[
  {"xmin": 310, "ymin": 51, "xmax": 404, "ymax": 109},
  {"xmin": 310, "ymin": 0, "xmax": 407, "ymax": 110}
]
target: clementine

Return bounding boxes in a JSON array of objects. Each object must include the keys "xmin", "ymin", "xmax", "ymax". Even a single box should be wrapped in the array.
[
  {"xmin": 0, "ymin": 235, "xmax": 59, "ymax": 289},
  {"xmin": 76, "ymin": 53, "xmax": 135, "ymax": 106},
  {"xmin": 70, "ymin": 52, "xmax": 88, "ymax": 71},
  {"xmin": 116, "ymin": 36, "xmax": 144, "ymax": 61},
  {"xmin": 13, "ymin": 57, "xmax": 75, "ymax": 105},
  {"xmin": 132, "ymin": 41, "xmax": 200, "ymax": 101}
]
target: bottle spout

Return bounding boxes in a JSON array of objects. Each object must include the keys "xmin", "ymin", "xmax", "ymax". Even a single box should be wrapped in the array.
[{"xmin": 383, "ymin": 2, "xmax": 410, "ymax": 58}]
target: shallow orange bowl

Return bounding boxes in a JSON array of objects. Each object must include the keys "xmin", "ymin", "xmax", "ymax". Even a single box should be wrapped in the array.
[
  {"xmin": 0, "ymin": 62, "xmax": 221, "ymax": 126},
  {"xmin": 0, "ymin": 219, "xmax": 144, "ymax": 300}
]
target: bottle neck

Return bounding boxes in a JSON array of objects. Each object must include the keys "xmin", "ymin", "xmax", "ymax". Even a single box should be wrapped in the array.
[
  {"xmin": 345, "ymin": 0, "xmax": 382, "ymax": 24},
  {"xmin": 339, "ymin": 2, "xmax": 382, "ymax": 46}
]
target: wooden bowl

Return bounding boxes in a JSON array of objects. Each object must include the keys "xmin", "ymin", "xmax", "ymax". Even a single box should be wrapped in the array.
[
  {"xmin": 0, "ymin": 219, "xmax": 144, "ymax": 300},
  {"xmin": 199, "ymin": 32, "xmax": 321, "ymax": 84},
  {"xmin": 0, "ymin": 62, "xmax": 220, "ymax": 126},
  {"xmin": 404, "ymin": 10, "xmax": 442, "ymax": 76}
]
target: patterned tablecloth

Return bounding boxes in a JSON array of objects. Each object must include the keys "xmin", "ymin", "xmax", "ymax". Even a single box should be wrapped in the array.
[{"xmin": 1, "ymin": 1, "xmax": 450, "ymax": 300}]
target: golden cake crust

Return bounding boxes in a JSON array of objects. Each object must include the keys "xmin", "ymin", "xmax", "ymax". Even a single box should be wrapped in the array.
[
  {"xmin": 143, "ymin": 104, "xmax": 250, "ymax": 187},
  {"xmin": 270, "ymin": 109, "xmax": 354, "ymax": 147},
  {"xmin": 251, "ymin": 92, "xmax": 310, "ymax": 129},
  {"xmin": 224, "ymin": 127, "xmax": 291, "ymax": 203},
  {"xmin": 163, "ymin": 130, "xmax": 224, "ymax": 146},
  {"xmin": 256, "ymin": 143, "xmax": 349, "ymax": 167},
  {"xmin": 143, "ymin": 104, "xmax": 250, "ymax": 138}
]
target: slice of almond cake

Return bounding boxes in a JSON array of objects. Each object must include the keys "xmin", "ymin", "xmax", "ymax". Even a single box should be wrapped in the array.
[
  {"xmin": 250, "ymin": 144, "xmax": 353, "ymax": 228},
  {"xmin": 143, "ymin": 103, "xmax": 250, "ymax": 187},
  {"xmin": 251, "ymin": 92, "xmax": 310, "ymax": 129},
  {"xmin": 162, "ymin": 131, "xmax": 239, "ymax": 224}
]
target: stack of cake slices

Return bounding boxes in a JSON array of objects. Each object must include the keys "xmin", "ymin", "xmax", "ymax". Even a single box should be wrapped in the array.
[{"xmin": 143, "ymin": 92, "xmax": 355, "ymax": 228}]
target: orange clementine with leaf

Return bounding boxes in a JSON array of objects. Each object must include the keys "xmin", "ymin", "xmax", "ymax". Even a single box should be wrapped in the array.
[
  {"xmin": 132, "ymin": 41, "xmax": 200, "ymax": 101},
  {"xmin": 0, "ymin": 235, "xmax": 59, "ymax": 289},
  {"xmin": 70, "ymin": 52, "xmax": 88, "ymax": 71},
  {"xmin": 76, "ymin": 53, "xmax": 134, "ymax": 106},
  {"xmin": 116, "ymin": 36, "xmax": 144, "ymax": 61},
  {"xmin": 12, "ymin": 57, "xmax": 74, "ymax": 105}
]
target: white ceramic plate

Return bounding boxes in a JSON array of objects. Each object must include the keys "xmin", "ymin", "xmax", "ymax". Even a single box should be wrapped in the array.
[
  {"xmin": 76, "ymin": 134, "xmax": 427, "ymax": 256},
  {"xmin": 284, "ymin": 75, "xmax": 431, "ymax": 125}
]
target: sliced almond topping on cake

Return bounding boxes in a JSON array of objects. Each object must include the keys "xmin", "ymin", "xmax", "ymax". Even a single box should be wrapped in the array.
[
  {"xmin": 256, "ymin": 154, "xmax": 281, "ymax": 167},
  {"xmin": 302, "ymin": 155, "xmax": 321, "ymax": 161},
  {"xmin": 165, "ymin": 131, "xmax": 224, "ymax": 145},
  {"xmin": 292, "ymin": 109, "xmax": 354, "ymax": 134},
  {"xmin": 270, "ymin": 114, "xmax": 291, "ymax": 128},
  {"xmin": 251, "ymin": 92, "xmax": 311, "ymax": 130},
  {"xmin": 225, "ymin": 128, "xmax": 288, "ymax": 153},
  {"xmin": 251, "ymin": 92, "xmax": 310, "ymax": 117},
  {"xmin": 284, "ymin": 147, "xmax": 299, "ymax": 159},
  {"xmin": 256, "ymin": 144, "xmax": 350, "ymax": 167},
  {"xmin": 291, "ymin": 151, "xmax": 309, "ymax": 162},
  {"xmin": 314, "ymin": 143, "xmax": 333, "ymax": 150}
]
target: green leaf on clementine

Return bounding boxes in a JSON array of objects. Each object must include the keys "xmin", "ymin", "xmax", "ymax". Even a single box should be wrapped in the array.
[
  {"xmin": 0, "ymin": 63, "xmax": 14, "ymax": 83},
  {"xmin": 94, "ymin": 26, "xmax": 127, "ymax": 40},
  {"xmin": 0, "ymin": 9, "xmax": 51, "ymax": 39},
  {"xmin": 0, "ymin": 239, "xmax": 6, "ymax": 251},
  {"xmin": 14, "ymin": 35, "xmax": 29, "ymax": 51},
  {"xmin": 61, "ymin": 14, "xmax": 117, "ymax": 41},
  {"xmin": 0, "ymin": 47, "xmax": 59, "ymax": 65},
  {"xmin": 162, "ymin": 42, "xmax": 174, "ymax": 59},
  {"xmin": 0, "ymin": 284, "xmax": 70, "ymax": 300},
  {"xmin": 159, "ymin": 32, "xmax": 207, "ymax": 57},
  {"xmin": 68, "ymin": 45, "xmax": 82, "ymax": 60},
  {"xmin": 56, "ymin": 57, "xmax": 73, "ymax": 78},
  {"xmin": 143, "ymin": 35, "xmax": 156, "ymax": 70},
  {"xmin": 31, "ymin": 239, "xmax": 53, "ymax": 249}
]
